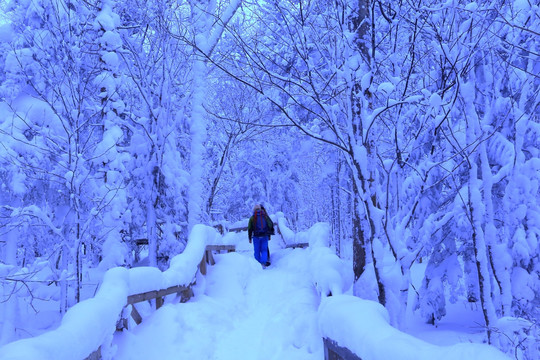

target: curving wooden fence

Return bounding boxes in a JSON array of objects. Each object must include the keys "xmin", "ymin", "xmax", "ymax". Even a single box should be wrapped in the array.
[
  {"xmin": 0, "ymin": 225, "xmax": 225, "ymax": 360},
  {"xmin": 84, "ymin": 243, "xmax": 231, "ymax": 360},
  {"xmin": 0, "ymin": 218, "xmax": 317, "ymax": 360}
]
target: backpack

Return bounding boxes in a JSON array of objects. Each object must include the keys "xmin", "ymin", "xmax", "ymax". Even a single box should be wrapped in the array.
[{"xmin": 253, "ymin": 209, "xmax": 269, "ymax": 236}]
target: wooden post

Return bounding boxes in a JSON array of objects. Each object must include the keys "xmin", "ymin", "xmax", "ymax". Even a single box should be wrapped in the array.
[
  {"xmin": 323, "ymin": 338, "xmax": 362, "ymax": 360},
  {"xmin": 116, "ymin": 317, "xmax": 128, "ymax": 331},
  {"xmin": 199, "ymin": 245, "xmax": 234, "ymax": 275},
  {"xmin": 206, "ymin": 249, "xmax": 216, "ymax": 265},
  {"xmin": 131, "ymin": 305, "xmax": 143, "ymax": 325},
  {"xmin": 84, "ymin": 347, "xmax": 101, "ymax": 360},
  {"xmin": 179, "ymin": 287, "xmax": 194, "ymax": 303},
  {"xmin": 199, "ymin": 254, "xmax": 207, "ymax": 275},
  {"xmin": 156, "ymin": 296, "xmax": 164, "ymax": 309}
]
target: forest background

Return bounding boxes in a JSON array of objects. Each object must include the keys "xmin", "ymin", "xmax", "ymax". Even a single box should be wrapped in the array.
[{"xmin": 0, "ymin": 0, "xmax": 538, "ymax": 358}]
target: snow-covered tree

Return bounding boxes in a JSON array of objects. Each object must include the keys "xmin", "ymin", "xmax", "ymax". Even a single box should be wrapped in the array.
[{"xmin": 209, "ymin": 1, "xmax": 538, "ymax": 355}]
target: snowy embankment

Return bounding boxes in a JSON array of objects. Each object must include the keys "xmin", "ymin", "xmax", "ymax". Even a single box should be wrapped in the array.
[
  {"xmin": 0, "ymin": 225, "xmax": 220, "ymax": 360},
  {"xmin": 298, "ymin": 222, "xmax": 511, "ymax": 360},
  {"xmin": 318, "ymin": 296, "xmax": 511, "ymax": 360}
]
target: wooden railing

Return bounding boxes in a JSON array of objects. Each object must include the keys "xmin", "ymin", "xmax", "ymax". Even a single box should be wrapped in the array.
[
  {"xmin": 0, "ymin": 225, "xmax": 227, "ymax": 360},
  {"xmin": 117, "ymin": 244, "xmax": 236, "ymax": 331},
  {"xmin": 2, "ymin": 220, "xmax": 313, "ymax": 360},
  {"xmin": 323, "ymin": 338, "xmax": 362, "ymax": 360},
  {"xmin": 122, "ymin": 284, "xmax": 194, "ymax": 328},
  {"xmin": 225, "ymin": 222, "xmax": 308, "ymax": 250},
  {"xmin": 285, "ymin": 242, "xmax": 309, "ymax": 249},
  {"xmin": 84, "ymin": 243, "xmax": 234, "ymax": 360},
  {"xmin": 86, "ymin": 286, "xmax": 193, "ymax": 359},
  {"xmin": 199, "ymin": 244, "xmax": 235, "ymax": 275}
]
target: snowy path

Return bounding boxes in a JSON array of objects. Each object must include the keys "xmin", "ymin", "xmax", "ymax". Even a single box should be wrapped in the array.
[{"xmin": 113, "ymin": 248, "xmax": 323, "ymax": 360}]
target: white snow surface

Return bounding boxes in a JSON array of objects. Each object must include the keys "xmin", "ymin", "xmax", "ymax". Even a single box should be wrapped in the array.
[
  {"xmin": 0, "ymin": 267, "xmax": 129, "ymax": 360},
  {"xmin": 0, "ymin": 223, "xmax": 510, "ymax": 360},
  {"xmin": 114, "ymin": 248, "xmax": 324, "ymax": 360},
  {"xmin": 319, "ymin": 295, "xmax": 511, "ymax": 360},
  {"xmin": 0, "ymin": 224, "xmax": 214, "ymax": 360}
]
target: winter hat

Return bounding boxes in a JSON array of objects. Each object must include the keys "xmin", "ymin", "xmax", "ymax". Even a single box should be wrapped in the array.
[{"xmin": 253, "ymin": 204, "xmax": 261, "ymax": 211}]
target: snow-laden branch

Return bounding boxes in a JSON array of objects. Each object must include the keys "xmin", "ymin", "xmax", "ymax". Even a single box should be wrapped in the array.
[
  {"xmin": 8, "ymin": 205, "xmax": 63, "ymax": 235},
  {"xmin": 203, "ymin": 0, "xmax": 242, "ymax": 57},
  {"xmin": 0, "ymin": 224, "xmax": 220, "ymax": 360}
]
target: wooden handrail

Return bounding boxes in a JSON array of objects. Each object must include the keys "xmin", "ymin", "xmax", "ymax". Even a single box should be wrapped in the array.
[
  {"xmin": 86, "ymin": 243, "xmax": 235, "ymax": 360},
  {"xmin": 228, "ymin": 226, "xmax": 248, "ymax": 233},
  {"xmin": 199, "ymin": 244, "xmax": 235, "ymax": 275},
  {"xmin": 119, "ymin": 244, "xmax": 236, "ymax": 330},
  {"xmin": 0, "ymin": 225, "xmax": 228, "ymax": 360},
  {"xmin": 127, "ymin": 284, "xmax": 192, "ymax": 305},
  {"xmin": 285, "ymin": 242, "xmax": 309, "ymax": 249},
  {"xmin": 206, "ymin": 244, "xmax": 236, "ymax": 252},
  {"xmin": 323, "ymin": 338, "xmax": 362, "ymax": 360},
  {"xmin": 120, "ymin": 284, "xmax": 194, "ymax": 329},
  {"xmin": 226, "ymin": 223, "xmax": 282, "ymax": 235}
]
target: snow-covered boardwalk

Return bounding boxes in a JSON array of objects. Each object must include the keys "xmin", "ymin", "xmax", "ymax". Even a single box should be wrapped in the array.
[
  {"xmin": 112, "ymin": 242, "xmax": 511, "ymax": 360},
  {"xmin": 0, "ymin": 222, "xmax": 512, "ymax": 360},
  {"xmin": 113, "ymin": 248, "xmax": 323, "ymax": 359}
]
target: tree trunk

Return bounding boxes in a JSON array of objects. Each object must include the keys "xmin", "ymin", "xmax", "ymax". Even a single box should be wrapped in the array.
[
  {"xmin": 335, "ymin": 154, "xmax": 344, "ymax": 257},
  {"xmin": 0, "ymin": 225, "xmax": 18, "ymax": 345},
  {"xmin": 59, "ymin": 243, "xmax": 69, "ymax": 314},
  {"xmin": 467, "ymin": 137, "xmax": 496, "ymax": 344},
  {"xmin": 349, "ymin": 0, "xmax": 386, "ymax": 304},
  {"xmin": 352, "ymin": 0, "xmax": 371, "ymax": 61},
  {"xmin": 147, "ymin": 185, "xmax": 158, "ymax": 268},
  {"xmin": 352, "ymin": 185, "xmax": 366, "ymax": 285},
  {"xmin": 206, "ymin": 134, "xmax": 233, "ymax": 219},
  {"xmin": 188, "ymin": 56, "xmax": 207, "ymax": 231}
]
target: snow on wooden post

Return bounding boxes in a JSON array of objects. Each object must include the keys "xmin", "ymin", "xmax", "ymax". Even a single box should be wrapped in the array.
[
  {"xmin": 324, "ymin": 338, "xmax": 362, "ymax": 360},
  {"xmin": 84, "ymin": 348, "xmax": 101, "ymax": 360}
]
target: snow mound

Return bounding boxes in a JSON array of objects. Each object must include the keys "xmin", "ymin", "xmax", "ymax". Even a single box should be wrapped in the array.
[{"xmin": 319, "ymin": 295, "xmax": 511, "ymax": 360}]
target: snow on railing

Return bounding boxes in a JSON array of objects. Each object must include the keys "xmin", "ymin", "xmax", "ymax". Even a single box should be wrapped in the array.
[
  {"xmin": 293, "ymin": 223, "xmax": 510, "ymax": 360},
  {"xmin": 0, "ymin": 224, "xmax": 221, "ymax": 360},
  {"xmin": 318, "ymin": 295, "xmax": 511, "ymax": 360},
  {"xmin": 274, "ymin": 212, "xmax": 294, "ymax": 245},
  {"xmin": 298, "ymin": 222, "xmax": 353, "ymax": 298}
]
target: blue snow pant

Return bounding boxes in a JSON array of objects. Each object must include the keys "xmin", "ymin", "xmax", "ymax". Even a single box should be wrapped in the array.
[{"xmin": 253, "ymin": 236, "xmax": 269, "ymax": 264}]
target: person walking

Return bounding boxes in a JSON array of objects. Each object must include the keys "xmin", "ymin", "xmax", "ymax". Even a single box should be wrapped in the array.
[
  {"xmin": 261, "ymin": 205, "xmax": 273, "ymax": 262},
  {"xmin": 248, "ymin": 204, "xmax": 274, "ymax": 267}
]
